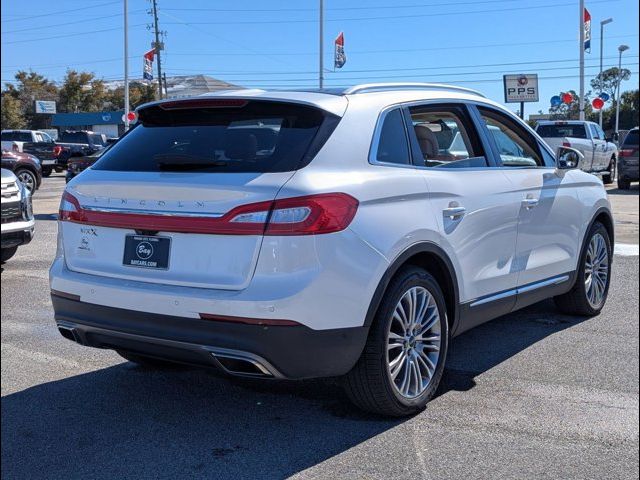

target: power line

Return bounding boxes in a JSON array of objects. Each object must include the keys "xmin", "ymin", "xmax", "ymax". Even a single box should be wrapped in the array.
[
  {"xmin": 164, "ymin": 0, "xmax": 523, "ymax": 13},
  {"xmin": 1, "ymin": 23, "xmax": 147, "ymax": 45},
  {"xmin": 160, "ymin": 55, "xmax": 639, "ymax": 77},
  {"xmin": 163, "ymin": 63, "xmax": 639, "ymax": 84},
  {"xmin": 1, "ymin": 9, "xmax": 147, "ymax": 34},
  {"xmin": 161, "ymin": 0, "xmax": 618, "ymax": 25},
  {"xmin": 0, "ymin": 1, "xmax": 121, "ymax": 23}
]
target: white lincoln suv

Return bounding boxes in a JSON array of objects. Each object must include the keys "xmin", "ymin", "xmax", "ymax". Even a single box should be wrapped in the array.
[{"xmin": 50, "ymin": 84, "xmax": 613, "ymax": 416}]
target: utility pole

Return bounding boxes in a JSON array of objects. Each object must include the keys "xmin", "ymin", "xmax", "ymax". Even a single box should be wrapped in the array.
[
  {"xmin": 319, "ymin": 0, "xmax": 324, "ymax": 89},
  {"xmin": 124, "ymin": 0, "xmax": 130, "ymax": 131},
  {"xmin": 579, "ymin": 0, "xmax": 585, "ymax": 121},
  {"xmin": 615, "ymin": 44, "xmax": 630, "ymax": 141},
  {"xmin": 151, "ymin": 0, "xmax": 164, "ymax": 99}
]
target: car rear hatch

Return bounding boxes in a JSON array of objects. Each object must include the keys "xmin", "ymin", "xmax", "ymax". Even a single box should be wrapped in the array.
[{"xmin": 59, "ymin": 97, "xmax": 343, "ymax": 290}]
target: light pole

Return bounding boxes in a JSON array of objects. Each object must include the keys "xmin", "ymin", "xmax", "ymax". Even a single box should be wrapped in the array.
[
  {"xmin": 124, "ymin": 0, "xmax": 130, "ymax": 132},
  {"xmin": 598, "ymin": 17, "xmax": 613, "ymax": 128},
  {"xmin": 319, "ymin": 0, "xmax": 324, "ymax": 89},
  {"xmin": 614, "ymin": 44, "xmax": 630, "ymax": 141},
  {"xmin": 579, "ymin": 0, "xmax": 585, "ymax": 120}
]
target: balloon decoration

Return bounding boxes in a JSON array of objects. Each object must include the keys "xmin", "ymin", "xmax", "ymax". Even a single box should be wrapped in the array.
[
  {"xmin": 562, "ymin": 92, "xmax": 574, "ymax": 104},
  {"xmin": 592, "ymin": 97, "xmax": 605, "ymax": 110},
  {"xmin": 599, "ymin": 92, "xmax": 610, "ymax": 101},
  {"xmin": 550, "ymin": 95, "xmax": 562, "ymax": 107}
]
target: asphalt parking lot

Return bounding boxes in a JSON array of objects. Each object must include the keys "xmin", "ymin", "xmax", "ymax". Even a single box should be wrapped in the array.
[{"xmin": 2, "ymin": 174, "xmax": 638, "ymax": 480}]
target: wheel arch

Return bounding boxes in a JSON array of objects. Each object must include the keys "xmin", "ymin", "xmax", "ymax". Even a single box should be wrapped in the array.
[{"xmin": 364, "ymin": 242, "xmax": 460, "ymax": 334}]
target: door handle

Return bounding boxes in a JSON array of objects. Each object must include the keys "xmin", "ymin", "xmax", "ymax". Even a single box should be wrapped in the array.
[
  {"xmin": 522, "ymin": 197, "xmax": 539, "ymax": 209},
  {"xmin": 443, "ymin": 206, "xmax": 466, "ymax": 220}
]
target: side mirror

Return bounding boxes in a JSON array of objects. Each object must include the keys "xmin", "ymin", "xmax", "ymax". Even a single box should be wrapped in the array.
[{"xmin": 556, "ymin": 146, "xmax": 584, "ymax": 170}]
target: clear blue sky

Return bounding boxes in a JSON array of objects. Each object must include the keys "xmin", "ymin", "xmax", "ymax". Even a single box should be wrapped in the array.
[{"xmin": 1, "ymin": 0, "xmax": 638, "ymax": 116}]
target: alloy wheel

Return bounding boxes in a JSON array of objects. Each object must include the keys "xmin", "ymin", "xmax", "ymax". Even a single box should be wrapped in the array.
[
  {"xmin": 584, "ymin": 233, "xmax": 609, "ymax": 309},
  {"xmin": 386, "ymin": 286, "xmax": 441, "ymax": 399},
  {"xmin": 17, "ymin": 171, "xmax": 35, "ymax": 192}
]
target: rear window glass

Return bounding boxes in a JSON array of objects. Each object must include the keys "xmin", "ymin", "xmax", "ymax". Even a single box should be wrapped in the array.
[
  {"xmin": 374, "ymin": 108, "xmax": 410, "ymax": 165},
  {"xmin": 536, "ymin": 124, "xmax": 587, "ymax": 139},
  {"xmin": 60, "ymin": 132, "xmax": 88, "ymax": 144},
  {"xmin": 93, "ymin": 101, "xmax": 336, "ymax": 173},
  {"xmin": 623, "ymin": 130, "xmax": 639, "ymax": 146},
  {"xmin": 1, "ymin": 131, "xmax": 32, "ymax": 142}
]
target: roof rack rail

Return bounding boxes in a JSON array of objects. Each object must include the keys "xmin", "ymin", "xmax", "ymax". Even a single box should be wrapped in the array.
[{"xmin": 342, "ymin": 83, "xmax": 486, "ymax": 97}]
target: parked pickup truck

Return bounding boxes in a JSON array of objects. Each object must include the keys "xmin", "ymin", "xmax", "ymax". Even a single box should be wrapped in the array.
[
  {"xmin": 535, "ymin": 120, "xmax": 618, "ymax": 184},
  {"xmin": 57, "ymin": 130, "xmax": 107, "ymax": 158},
  {"xmin": 1, "ymin": 129, "xmax": 70, "ymax": 177}
]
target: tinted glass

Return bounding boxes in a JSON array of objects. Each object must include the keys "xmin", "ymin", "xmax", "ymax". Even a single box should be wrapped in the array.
[
  {"xmin": 375, "ymin": 108, "xmax": 410, "ymax": 165},
  {"xmin": 90, "ymin": 134, "xmax": 106, "ymax": 146},
  {"xmin": 93, "ymin": 101, "xmax": 334, "ymax": 173},
  {"xmin": 60, "ymin": 132, "xmax": 87, "ymax": 144},
  {"xmin": 408, "ymin": 105, "xmax": 486, "ymax": 168},
  {"xmin": 1, "ymin": 131, "xmax": 32, "ymax": 142},
  {"xmin": 480, "ymin": 109, "xmax": 543, "ymax": 167},
  {"xmin": 623, "ymin": 130, "xmax": 639, "ymax": 146},
  {"xmin": 536, "ymin": 124, "xmax": 587, "ymax": 139}
]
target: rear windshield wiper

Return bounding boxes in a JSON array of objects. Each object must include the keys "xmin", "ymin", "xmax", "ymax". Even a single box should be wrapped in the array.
[{"xmin": 154, "ymin": 153, "xmax": 228, "ymax": 170}]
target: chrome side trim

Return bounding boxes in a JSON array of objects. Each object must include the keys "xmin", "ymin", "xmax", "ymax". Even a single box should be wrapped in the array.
[
  {"xmin": 470, "ymin": 274, "xmax": 571, "ymax": 308},
  {"xmin": 81, "ymin": 205, "xmax": 224, "ymax": 218}
]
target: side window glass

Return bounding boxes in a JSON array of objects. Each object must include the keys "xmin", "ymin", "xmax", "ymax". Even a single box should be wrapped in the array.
[
  {"xmin": 479, "ymin": 108, "xmax": 544, "ymax": 167},
  {"xmin": 596, "ymin": 125, "xmax": 607, "ymax": 141},
  {"xmin": 374, "ymin": 108, "xmax": 411, "ymax": 165},
  {"xmin": 589, "ymin": 124, "xmax": 601, "ymax": 140},
  {"xmin": 407, "ymin": 105, "xmax": 487, "ymax": 168}
]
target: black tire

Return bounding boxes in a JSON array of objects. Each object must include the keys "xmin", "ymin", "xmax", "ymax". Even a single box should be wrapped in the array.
[
  {"xmin": 42, "ymin": 167, "xmax": 52, "ymax": 177},
  {"xmin": 602, "ymin": 157, "xmax": 616, "ymax": 185},
  {"xmin": 116, "ymin": 350, "xmax": 182, "ymax": 369},
  {"xmin": 1, "ymin": 247, "xmax": 18, "ymax": 263},
  {"xmin": 554, "ymin": 221, "xmax": 612, "ymax": 316},
  {"xmin": 618, "ymin": 177, "xmax": 631, "ymax": 190},
  {"xmin": 343, "ymin": 266, "xmax": 449, "ymax": 417},
  {"xmin": 15, "ymin": 168, "xmax": 37, "ymax": 192}
]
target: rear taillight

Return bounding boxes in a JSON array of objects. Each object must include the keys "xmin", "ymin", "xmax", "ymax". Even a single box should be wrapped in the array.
[
  {"xmin": 53, "ymin": 145, "xmax": 62, "ymax": 157},
  {"xmin": 619, "ymin": 148, "xmax": 635, "ymax": 157},
  {"xmin": 59, "ymin": 191, "xmax": 82, "ymax": 222},
  {"xmin": 562, "ymin": 141, "xmax": 572, "ymax": 147},
  {"xmin": 58, "ymin": 192, "xmax": 358, "ymax": 236}
]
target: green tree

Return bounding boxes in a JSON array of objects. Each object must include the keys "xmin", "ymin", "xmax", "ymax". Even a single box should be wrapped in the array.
[
  {"xmin": 105, "ymin": 82, "xmax": 157, "ymax": 110},
  {"xmin": 0, "ymin": 93, "xmax": 26, "ymax": 129},
  {"xmin": 58, "ymin": 70, "xmax": 107, "ymax": 113},
  {"xmin": 2, "ymin": 71, "xmax": 59, "ymax": 129},
  {"xmin": 590, "ymin": 67, "xmax": 632, "ymax": 100},
  {"xmin": 548, "ymin": 90, "xmax": 594, "ymax": 120}
]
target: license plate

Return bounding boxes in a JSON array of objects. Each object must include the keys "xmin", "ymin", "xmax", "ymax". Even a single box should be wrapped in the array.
[
  {"xmin": 123, "ymin": 235, "xmax": 171, "ymax": 270},
  {"xmin": 42, "ymin": 160, "xmax": 56, "ymax": 165}
]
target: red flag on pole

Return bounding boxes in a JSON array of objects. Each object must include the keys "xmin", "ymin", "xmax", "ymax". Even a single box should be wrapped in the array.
[
  {"xmin": 584, "ymin": 8, "xmax": 591, "ymax": 53},
  {"xmin": 334, "ymin": 32, "xmax": 346, "ymax": 69},
  {"xmin": 143, "ymin": 48, "xmax": 155, "ymax": 80}
]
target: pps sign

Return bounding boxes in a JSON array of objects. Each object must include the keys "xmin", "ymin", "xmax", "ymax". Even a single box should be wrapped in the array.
[{"xmin": 503, "ymin": 74, "xmax": 539, "ymax": 103}]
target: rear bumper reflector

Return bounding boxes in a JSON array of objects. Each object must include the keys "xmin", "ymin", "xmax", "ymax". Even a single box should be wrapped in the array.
[
  {"xmin": 51, "ymin": 289, "xmax": 81, "ymax": 301},
  {"xmin": 199, "ymin": 313, "xmax": 301, "ymax": 327}
]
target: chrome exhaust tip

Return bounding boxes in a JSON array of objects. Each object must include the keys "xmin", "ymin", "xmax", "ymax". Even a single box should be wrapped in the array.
[
  {"xmin": 210, "ymin": 352, "xmax": 274, "ymax": 378},
  {"xmin": 57, "ymin": 325, "xmax": 79, "ymax": 343}
]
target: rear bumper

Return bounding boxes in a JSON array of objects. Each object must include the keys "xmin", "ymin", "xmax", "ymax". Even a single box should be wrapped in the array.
[
  {"xmin": 618, "ymin": 162, "xmax": 639, "ymax": 181},
  {"xmin": 1, "ymin": 220, "xmax": 34, "ymax": 248},
  {"xmin": 52, "ymin": 294, "xmax": 368, "ymax": 379}
]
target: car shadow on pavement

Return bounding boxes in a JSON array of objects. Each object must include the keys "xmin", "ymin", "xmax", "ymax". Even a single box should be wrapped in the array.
[
  {"xmin": 607, "ymin": 184, "xmax": 639, "ymax": 195},
  {"xmin": 1, "ymin": 299, "xmax": 588, "ymax": 479},
  {"xmin": 440, "ymin": 299, "xmax": 589, "ymax": 394}
]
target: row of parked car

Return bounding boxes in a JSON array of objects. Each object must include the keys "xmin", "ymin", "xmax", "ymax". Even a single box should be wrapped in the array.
[{"xmin": 1, "ymin": 129, "xmax": 117, "ymax": 192}]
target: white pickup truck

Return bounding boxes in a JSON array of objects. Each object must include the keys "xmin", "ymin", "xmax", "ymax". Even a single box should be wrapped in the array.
[{"xmin": 535, "ymin": 120, "xmax": 618, "ymax": 184}]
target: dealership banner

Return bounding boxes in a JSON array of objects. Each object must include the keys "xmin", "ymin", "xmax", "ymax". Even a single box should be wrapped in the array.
[
  {"xmin": 143, "ymin": 48, "xmax": 155, "ymax": 80},
  {"xmin": 584, "ymin": 8, "xmax": 591, "ymax": 53},
  {"xmin": 334, "ymin": 32, "xmax": 346, "ymax": 69}
]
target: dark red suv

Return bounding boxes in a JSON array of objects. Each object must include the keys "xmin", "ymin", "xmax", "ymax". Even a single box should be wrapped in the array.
[{"xmin": 1, "ymin": 150, "xmax": 42, "ymax": 192}]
